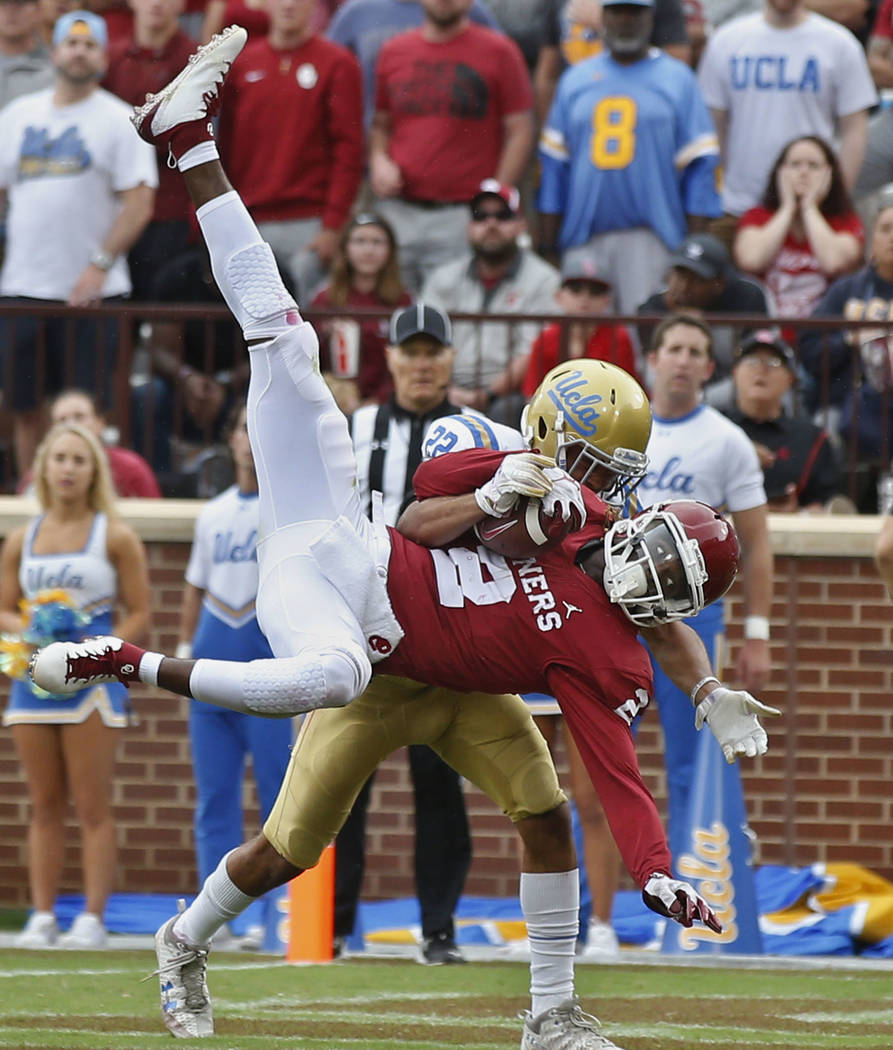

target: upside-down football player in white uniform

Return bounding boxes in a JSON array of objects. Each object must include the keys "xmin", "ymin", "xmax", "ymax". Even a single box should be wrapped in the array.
[{"xmin": 30, "ymin": 27, "xmax": 779, "ymax": 1050}]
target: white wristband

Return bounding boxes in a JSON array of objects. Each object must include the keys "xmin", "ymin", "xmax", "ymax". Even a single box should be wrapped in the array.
[
  {"xmin": 744, "ymin": 615, "xmax": 770, "ymax": 641},
  {"xmin": 689, "ymin": 675, "xmax": 721, "ymax": 705}
]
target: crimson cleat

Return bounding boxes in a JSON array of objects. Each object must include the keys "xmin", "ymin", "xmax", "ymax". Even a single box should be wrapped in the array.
[
  {"xmin": 29, "ymin": 636, "xmax": 145, "ymax": 694},
  {"xmin": 130, "ymin": 24, "xmax": 247, "ymax": 156}
]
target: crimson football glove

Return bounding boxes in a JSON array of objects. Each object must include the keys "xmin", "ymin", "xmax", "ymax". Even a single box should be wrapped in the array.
[
  {"xmin": 474, "ymin": 452, "xmax": 555, "ymax": 517},
  {"xmin": 643, "ymin": 873, "xmax": 722, "ymax": 933}
]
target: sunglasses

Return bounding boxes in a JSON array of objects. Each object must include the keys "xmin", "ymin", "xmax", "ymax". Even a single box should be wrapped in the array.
[{"xmin": 471, "ymin": 207, "xmax": 515, "ymax": 223}]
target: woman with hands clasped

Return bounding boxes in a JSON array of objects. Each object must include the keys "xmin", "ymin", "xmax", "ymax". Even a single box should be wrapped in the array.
[
  {"xmin": 0, "ymin": 422, "xmax": 150, "ymax": 949},
  {"xmin": 733, "ymin": 136, "xmax": 864, "ymax": 333}
]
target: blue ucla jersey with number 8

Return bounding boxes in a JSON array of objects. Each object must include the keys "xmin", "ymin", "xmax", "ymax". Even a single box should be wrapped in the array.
[{"xmin": 538, "ymin": 49, "xmax": 721, "ymax": 250}]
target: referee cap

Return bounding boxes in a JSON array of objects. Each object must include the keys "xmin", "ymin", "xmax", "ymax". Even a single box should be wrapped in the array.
[{"xmin": 389, "ymin": 303, "xmax": 452, "ymax": 347}]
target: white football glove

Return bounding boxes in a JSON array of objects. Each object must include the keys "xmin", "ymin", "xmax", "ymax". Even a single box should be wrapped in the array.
[
  {"xmin": 695, "ymin": 686, "xmax": 781, "ymax": 764},
  {"xmin": 474, "ymin": 452, "xmax": 555, "ymax": 517},
  {"xmin": 642, "ymin": 873, "xmax": 722, "ymax": 932},
  {"xmin": 541, "ymin": 466, "xmax": 586, "ymax": 527}
]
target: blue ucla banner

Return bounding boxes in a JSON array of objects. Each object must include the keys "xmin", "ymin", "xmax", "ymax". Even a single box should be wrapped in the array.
[{"xmin": 662, "ymin": 730, "xmax": 763, "ymax": 954}]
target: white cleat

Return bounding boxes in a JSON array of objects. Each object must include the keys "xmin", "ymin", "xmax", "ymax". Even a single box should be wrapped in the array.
[
  {"xmin": 29, "ymin": 636, "xmax": 138, "ymax": 694},
  {"xmin": 149, "ymin": 903, "xmax": 213, "ymax": 1038},
  {"xmin": 131, "ymin": 24, "xmax": 247, "ymax": 145},
  {"xmin": 520, "ymin": 997, "xmax": 626, "ymax": 1050}
]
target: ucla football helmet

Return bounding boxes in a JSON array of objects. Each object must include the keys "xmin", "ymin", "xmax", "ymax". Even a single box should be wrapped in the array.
[
  {"xmin": 521, "ymin": 360, "xmax": 651, "ymax": 498},
  {"xmin": 602, "ymin": 500, "xmax": 740, "ymax": 626}
]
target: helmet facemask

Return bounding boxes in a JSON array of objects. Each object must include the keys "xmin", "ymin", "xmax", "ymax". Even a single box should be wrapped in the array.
[
  {"xmin": 556, "ymin": 423, "xmax": 648, "ymax": 500},
  {"xmin": 602, "ymin": 506, "xmax": 708, "ymax": 625}
]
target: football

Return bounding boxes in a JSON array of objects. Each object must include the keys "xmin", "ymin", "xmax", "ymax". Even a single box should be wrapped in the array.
[{"xmin": 473, "ymin": 496, "xmax": 581, "ymax": 560}]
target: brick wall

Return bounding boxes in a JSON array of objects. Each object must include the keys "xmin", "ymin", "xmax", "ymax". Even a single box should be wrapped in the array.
[{"xmin": 1, "ymin": 512, "xmax": 891, "ymax": 907}]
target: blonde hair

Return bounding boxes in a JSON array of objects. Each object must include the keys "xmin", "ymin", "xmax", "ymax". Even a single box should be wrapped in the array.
[{"xmin": 33, "ymin": 422, "xmax": 118, "ymax": 517}]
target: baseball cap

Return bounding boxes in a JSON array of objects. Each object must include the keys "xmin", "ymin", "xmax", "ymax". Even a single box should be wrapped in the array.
[
  {"xmin": 53, "ymin": 10, "xmax": 108, "ymax": 49},
  {"xmin": 470, "ymin": 178, "xmax": 521, "ymax": 215},
  {"xmin": 389, "ymin": 303, "xmax": 452, "ymax": 346},
  {"xmin": 734, "ymin": 330, "xmax": 796, "ymax": 372},
  {"xmin": 561, "ymin": 257, "xmax": 612, "ymax": 289},
  {"xmin": 602, "ymin": 0, "xmax": 655, "ymax": 7},
  {"xmin": 668, "ymin": 233, "xmax": 729, "ymax": 280}
]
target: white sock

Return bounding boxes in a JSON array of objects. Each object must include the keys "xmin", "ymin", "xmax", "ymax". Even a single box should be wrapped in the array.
[
  {"xmin": 174, "ymin": 851, "xmax": 257, "ymax": 946},
  {"xmin": 521, "ymin": 869, "xmax": 579, "ymax": 1017},
  {"xmin": 178, "ymin": 140, "xmax": 219, "ymax": 172},
  {"xmin": 138, "ymin": 651, "xmax": 163, "ymax": 685}
]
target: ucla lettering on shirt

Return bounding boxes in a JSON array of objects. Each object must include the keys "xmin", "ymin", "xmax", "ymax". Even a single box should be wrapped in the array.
[{"xmin": 730, "ymin": 55, "xmax": 820, "ymax": 93}]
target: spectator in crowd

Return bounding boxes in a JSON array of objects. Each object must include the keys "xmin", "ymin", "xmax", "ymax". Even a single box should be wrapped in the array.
[
  {"xmin": 369, "ymin": 0, "xmax": 534, "ymax": 292},
  {"xmin": 0, "ymin": 0, "xmax": 53, "ymax": 110},
  {"xmin": 0, "ymin": 9, "xmax": 156, "ymax": 481},
  {"xmin": 18, "ymin": 387, "xmax": 162, "ymax": 497},
  {"xmin": 0, "ymin": 419, "xmax": 149, "ymax": 948},
  {"xmin": 638, "ymin": 312, "xmax": 773, "ymax": 865},
  {"xmin": 519, "ymin": 258, "xmax": 639, "ymax": 399},
  {"xmin": 698, "ymin": 0, "xmax": 877, "ymax": 248},
  {"xmin": 217, "ymin": 0, "xmax": 364, "ymax": 301},
  {"xmin": 336, "ymin": 304, "xmax": 486, "ymax": 964},
  {"xmin": 420, "ymin": 179, "xmax": 560, "ymax": 423},
  {"xmin": 311, "ymin": 211, "xmax": 411, "ymax": 415},
  {"xmin": 733, "ymin": 136, "xmax": 864, "ymax": 345},
  {"xmin": 855, "ymin": 0, "xmax": 893, "ymax": 201},
  {"xmin": 800, "ymin": 198, "xmax": 893, "ymax": 496},
  {"xmin": 537, "ymin": 0, "xmax": 720, "ymax": 316},
  {"xmin": 81, "ymin": 0, "xmax": 133, "ymax": 47},
  {"xmin": 533, "ymin": 0, "xmax": 691, "ymax": 123},
  {"xmin": 177, "ymin": 401, "xmax": 293, "ymax": 948},
  {"xmin": 724, "ymin": 330, "xmax": 846, "ymax": 512},
  {"xmin": 637, "ymin": 232, "xmax": 771, "ymax": 389},
  {"xmin": 132, "ymin": 244, "xmax": 247, "ymax": 483},
  {"xmin": 326, "ymin": 0, "xmax": 501, "ymax": 130},
  {"xmin": 102, "ymin": 0, "xmax": 197, "ymax": 300}
]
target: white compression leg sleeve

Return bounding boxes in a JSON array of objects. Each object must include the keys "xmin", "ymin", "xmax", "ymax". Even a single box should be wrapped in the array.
[
  {"xmin": 520, "ymin": 869, "xmax": 579, "ymax": 1017},
  {"xmin": 174, "ymin": 851, "xmax": 256, "ymax": 947},
  {"xmin": 187, "ymin": 645, "xmax": 371, "ymax": 716},
  {"xmin": 195, "ymin": 190, "xmax": 301, "ymax": 342}
]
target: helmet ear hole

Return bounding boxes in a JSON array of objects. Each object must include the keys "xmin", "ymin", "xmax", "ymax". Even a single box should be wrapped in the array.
[{"xmin": 537, "ymin": 417, "xmax": 548, "ymax": 441}]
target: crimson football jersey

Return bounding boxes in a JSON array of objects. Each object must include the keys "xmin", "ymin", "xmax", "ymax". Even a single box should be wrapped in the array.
[{"xmin": 379, "ymin": 449, "xmax": 672, "ymax": 885}]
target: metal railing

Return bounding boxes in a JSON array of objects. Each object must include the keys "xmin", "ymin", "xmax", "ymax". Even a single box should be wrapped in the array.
[{"xmin": 0, "ymin": 301, "xmax": 888, "ymax": 507}]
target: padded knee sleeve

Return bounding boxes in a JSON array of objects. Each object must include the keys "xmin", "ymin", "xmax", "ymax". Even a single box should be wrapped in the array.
[
  {"xmin": 190, "ymin": 644, "xmax": 371, "ymax": 717},
  {"xmin": 222, "ymin": 243, "xmax": 302, "ymax": 342}
]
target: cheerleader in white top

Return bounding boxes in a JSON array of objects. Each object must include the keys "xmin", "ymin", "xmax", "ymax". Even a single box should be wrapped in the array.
[{"xmin": 0, "ymin": 422, "xmax": 150, "ymax": 949}]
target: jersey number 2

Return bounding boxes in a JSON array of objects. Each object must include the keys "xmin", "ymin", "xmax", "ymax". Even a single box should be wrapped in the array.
[{"xmin": 591, "ymin": 97, "xmax": 637, "ymax": 169}]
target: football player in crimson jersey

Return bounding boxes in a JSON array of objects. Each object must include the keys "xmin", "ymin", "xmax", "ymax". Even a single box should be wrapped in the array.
[{"xmin": 29, "ymin": 30, "xmax": 777, "ymax": 1048}]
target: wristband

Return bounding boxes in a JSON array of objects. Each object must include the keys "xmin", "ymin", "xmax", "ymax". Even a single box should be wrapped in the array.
[
  {"xmin": 744, "ymin": 615, "xmax": 770, "ymax": 641},
  {"xmin": 90, "ymin": 249, "xmax": 114, "ymax": 272},
  {"xmin": 689, "ymin": 675, "xmax": 721, "ymax": 705}
]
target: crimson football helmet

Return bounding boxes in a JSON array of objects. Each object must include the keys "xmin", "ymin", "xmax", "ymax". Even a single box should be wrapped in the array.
[{"xmin": 602, "ymin": 500, "xmax": 740, "ymax": 625}]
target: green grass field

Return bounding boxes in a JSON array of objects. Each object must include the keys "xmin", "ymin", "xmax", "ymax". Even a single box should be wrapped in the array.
[{"xmin": 0, "ymin": 949, "xmax": 891, "ymax": 1050}]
